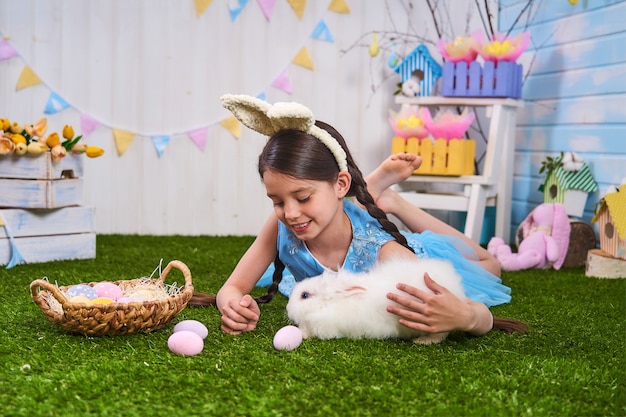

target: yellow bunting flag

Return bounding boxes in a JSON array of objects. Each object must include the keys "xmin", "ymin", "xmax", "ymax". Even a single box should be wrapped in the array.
[
  {"xmin": 287, "ymin": 0, "xmax": 306, "ymax": 20},
  {"xmin": 328, "ymin": 0, "xmax": 350, "ymax": 13},
  {"xmin": 194, "ymin": 0, "xmax": 213, "ymax": 17},
  {"xmin": 16, "ymin": 66, "xmax": 42, "ymax": 91},
  {"xmin": 292, "ymin": 47, "xmax": 314, "ymax": 70},
  {"xmin": 113, "ymin": 129, "xmax": 135, "ymax": 156},
  {"xmin": 220, "ymin": 116, "xmax": 241, "ymax": 139}
]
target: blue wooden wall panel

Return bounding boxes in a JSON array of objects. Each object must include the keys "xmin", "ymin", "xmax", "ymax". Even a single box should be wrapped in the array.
[{"xmin": 499, "ymin": 0, "xmax": 626, "ymax": 239}]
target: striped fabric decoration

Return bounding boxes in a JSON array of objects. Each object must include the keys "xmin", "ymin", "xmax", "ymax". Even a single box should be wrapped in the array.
[{"xmin": 553, "ymin": 163, "xmax": 598, "ymax": 193}]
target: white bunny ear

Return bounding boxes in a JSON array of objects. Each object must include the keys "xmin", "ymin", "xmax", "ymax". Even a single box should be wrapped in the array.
[
  {"xmin": 220, "ymin": 94, "xmax": 276, "ymax": 136},
  {"xmin": 267, "ymin": 101, "xmax": 315, "ymax": 132}
]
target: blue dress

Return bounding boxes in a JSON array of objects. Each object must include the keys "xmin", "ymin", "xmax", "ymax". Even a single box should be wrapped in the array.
[{"xmin": 257, "ymin": 200, "xmax": 511, "ymax": 307}]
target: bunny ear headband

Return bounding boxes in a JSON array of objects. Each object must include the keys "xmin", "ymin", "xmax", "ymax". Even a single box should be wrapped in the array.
[{"xmin": 220, "ymin": 94, "xmax": 348, "ymax": 172}]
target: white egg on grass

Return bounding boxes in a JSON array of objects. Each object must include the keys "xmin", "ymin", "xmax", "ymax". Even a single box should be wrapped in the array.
[
  {"xmin": 273, "ymin": 325, "xmax": 303, "ymax": 351},
  {"xmin": 173, "ymin": 320, "xmax": 208, "ymax": 339}
]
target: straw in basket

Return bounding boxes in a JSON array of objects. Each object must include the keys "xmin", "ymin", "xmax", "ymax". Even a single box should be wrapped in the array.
[{"xmin": 30, "ymin": 260, "xmax": 194, "ymax": 336}]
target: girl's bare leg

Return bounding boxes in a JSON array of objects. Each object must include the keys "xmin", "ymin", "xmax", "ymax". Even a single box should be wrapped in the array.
[
  {"xmin": 377, "ymin": 189, "xmax": 501, "ymax": 277},
  {"xmin": 365, "ymin": 153, "xmax": 421, "ymax": 202}
]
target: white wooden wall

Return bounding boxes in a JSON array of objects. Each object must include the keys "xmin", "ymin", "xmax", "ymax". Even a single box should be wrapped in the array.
[{"xmin": 1, "ymin": 0, "xmax": 496, "ymax": 236}]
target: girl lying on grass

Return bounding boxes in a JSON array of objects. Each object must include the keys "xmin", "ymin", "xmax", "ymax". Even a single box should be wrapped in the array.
[{"xmin": 192, "ymin": 94, "xmax": 523, "ymax": 337}]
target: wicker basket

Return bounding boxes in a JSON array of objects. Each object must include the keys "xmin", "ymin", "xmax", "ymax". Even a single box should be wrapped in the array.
[{"xmin": 30, "ymin": 260, "xmax": 194, "ymax": 336}]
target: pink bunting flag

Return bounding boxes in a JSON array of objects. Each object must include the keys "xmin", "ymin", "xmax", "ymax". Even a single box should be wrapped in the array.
[
  {"xmin": 80, "ymin": 113, "xmax": 102, "ymax": 136},
  {"xmin": 188, "ymin": 127, "xmax": 208, "ymax": 151},
  {"xmin": 257, "ymin": 0, "xmax": 276, "ymax": 21},
  {"xmin": 271, "ymin": 69, "xmax": 292, "ymax": 94},
  {"xmin": 0, "ymin": 39, "xmax": 17, "ymax": 60}
]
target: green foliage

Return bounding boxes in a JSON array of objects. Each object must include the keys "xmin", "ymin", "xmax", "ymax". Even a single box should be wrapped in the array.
[
  {"xmin": 1, "ymin": 235, "xmax": 624, "ymax": 416},
  {"xmin": 539, "ymin": 151, "xmax": 564, "ymax": 176}
]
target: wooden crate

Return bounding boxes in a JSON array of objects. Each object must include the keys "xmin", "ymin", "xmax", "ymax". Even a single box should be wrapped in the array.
[
  {"xmin": 441, "ymin": 61, "xmax": 522, "ymax": 99},
  {"xmin": 0, "ymin": 207, "xmax": 95, "ymax": 266},
  {"xmin": 392, "ymin": 137, "xmax": 475, "ymax": 176},
  {"xmin": 0, "ymin": 154, "xmax": 84, "ymax": 208}
]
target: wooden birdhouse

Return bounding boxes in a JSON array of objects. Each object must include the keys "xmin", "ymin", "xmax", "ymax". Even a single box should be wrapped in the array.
[
  {"xmin": 593, "ymin": 185, "xmax": 626, "ymax": 260},
  {"xmin": 586, "ymin": 184, "xmax": 626, "ymax": 278},
  {"xmin": 539, "ymin": 153, "xmax": 598, "ymax": 218},
  {"xmin": 394, "ymin": 45, "xmax": 442, "ymax": 97}
]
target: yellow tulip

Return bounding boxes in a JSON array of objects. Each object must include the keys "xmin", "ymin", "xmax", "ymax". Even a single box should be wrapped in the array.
[
  {"xmin": 0, "ymin": 118, "xmax": 10, "ymax": 131},
  {"xmin": 85, "ymin": 146, "xmax": 104, "ymax": 158},
  {"xmin": 62, "ymin": 125, "xmax": 74, "ymax": 140},
  {"xmin": 10, "ymin": 121, "xmax": 23, "ymax": 134},
  {"xmin": 27, "ymin": 141, "xmax": 46, "ymax": 155},
  {"xmin": 15, "ymin": 142, "xmax": 27, "ymax": 155},
  {"xmin": 11, "ymin": 134, "xmax": 26, "ymax": 145},
  {"xmin": 46, "ymin": 132, "xmax": 61, "ymax": 148}
]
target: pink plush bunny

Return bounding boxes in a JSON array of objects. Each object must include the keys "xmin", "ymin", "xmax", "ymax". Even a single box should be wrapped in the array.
[{"xmin": 488, "ymin": 203, "xmax": 571, "ymax": 271}]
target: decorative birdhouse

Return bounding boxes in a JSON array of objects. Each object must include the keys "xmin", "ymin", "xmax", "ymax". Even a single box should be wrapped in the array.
[
  {"xmin": 394, "ymin": 44, "xmax": 442, "ymax": 97},
  {"xmin": 593, "ymin": 183, "xmax": 626, "ymax": 260},
  {"xmin": 539, "ymin": 152, "xmax": 598, "ymax": 218}
]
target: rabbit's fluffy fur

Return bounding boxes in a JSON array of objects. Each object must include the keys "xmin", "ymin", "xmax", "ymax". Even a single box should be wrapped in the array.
[{"xmin": 286, "ymin": 258, "xmax": 466, "ymax": 344}]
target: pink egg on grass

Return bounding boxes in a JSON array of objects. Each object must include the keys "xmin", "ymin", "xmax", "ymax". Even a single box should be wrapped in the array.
[
  {"xmin": 93, "ymin": 282, "xmax": 123, "ymax": 301},
  {"xmin": 173, "ymin": 320, "xmax": 208, "ymax": 339},
  {"xmin": 273, "ymin": 325, "xmax": 303, "ymax": 351},
  {"xmin": 168, "ymin": 331, "xmax": 204, "ymax": 356}
]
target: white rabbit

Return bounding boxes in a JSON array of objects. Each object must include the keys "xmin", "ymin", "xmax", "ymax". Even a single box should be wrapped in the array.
[{"xmin": 286, "ymin": 258, "xmax": 466, "ymax": 344}]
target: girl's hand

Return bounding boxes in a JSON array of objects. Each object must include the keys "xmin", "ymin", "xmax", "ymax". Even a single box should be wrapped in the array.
[
  {"xmin": 220, "ymin": 294, "xmax": 261, "ymax": 335},
  {"xmin": 386, "ymin": 272, "xmax": 479, "ymax": 334}
]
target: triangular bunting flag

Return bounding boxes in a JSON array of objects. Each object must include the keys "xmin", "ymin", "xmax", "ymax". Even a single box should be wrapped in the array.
[
  {"xmin": 194, "ymin": 0, "xmax": 214, "ymax": 17},
  {"xmin": 257, "ymin": 0, "xmax": 276, "ymax": 21},
  {"xmin": 328, "ymin": 0, "xmax": 350, "ymax": 13},
  {"xmin": 151, "ymin": 135, "xmax": 171, "ymax": 158},
  {"xmin": 80, "ymin": 113, "xmax": 102, "ymax": 136},
  {"xmin": 257, "ymin": 92, "xmax": 267, "ymax": 101},
  {"xmin": 292, "ymin": 47, "xmax": 314, "ymax": 70},
  {"xmin": 286, "ymin": 0, "xmax": 306, "ymax": 20},
  {"xmin": 0, "ymin": 39, "xmax": 18, "ymax": 60},
  {"xmin": 220, "ymin": 116, "xmax": 241, "ymax": 139},
  {"xmin": 113, "ymin": 129, "xmax": 136, "ymax": 156},
  {"xmin": 187, "ymin": 127, "xmax": 208, "ymax": 151},
  {"xmin": 228, "ymin": 0, "xmax": 250, "ymax": 21},
  {"xmin": 271, "ymin": 69, "xmax": 292, "ymax": 94},
  {"xmin": 311, "ymin": 20, "xmax": 334, "ymax": 42},
  {"xmin": 16, "ymin": 66, "xmax": 42, "ymax": 91},
  {"xmin": 44, "ymin": 91, "xmax": 70, "ymax": 114}
]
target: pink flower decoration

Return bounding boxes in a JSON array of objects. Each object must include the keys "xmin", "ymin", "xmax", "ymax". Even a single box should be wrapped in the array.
[
  {"xmin": 388, "ymin": 106, "xmax": 430, "ymax": 139},
  {"xmin": 421, "ymin": 108, "xmax": 475, "ymax": 140},
  {"xmin": 437, "ymin": 31, "xmax": 483, "ymax": 64},
  {"xmin": 477, "ymin": 31, "xmax": 530, "ymax": 63}
]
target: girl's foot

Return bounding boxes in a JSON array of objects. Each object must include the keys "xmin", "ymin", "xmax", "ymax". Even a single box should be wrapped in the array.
[
  {"xmin": 366, "ymin": 153, "xmax": 421, "ymax": 200},
  {"xmin": 375, "ymin": 188, "xmax": 403, "ymax": 215}
]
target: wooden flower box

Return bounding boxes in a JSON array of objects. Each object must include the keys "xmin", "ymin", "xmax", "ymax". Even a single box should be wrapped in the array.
[
  {"xmin": 0, "ymin": 207, "xmax": 96, "ymax": 266},
  {"xmin": 0, "ymin": 153, "xmax": 95, "ymax": 266},
  {"xmin": 0, "ymin": 154, "xmax": 84, "ymax": 208},
  {"xmin": 391, "ymin": 137, "xmax": 475, "ymax": 176},
  {"xmin": 441, "ymin": 61, "xmax": 522, "ymax": 99}
]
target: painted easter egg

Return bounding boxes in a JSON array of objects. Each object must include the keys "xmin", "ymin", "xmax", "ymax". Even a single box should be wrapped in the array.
[
  {"xmin": 90, "ymin": 297, "xmax": 114, "ymax": 305},
  {"xmin": 93, "ymin": 282, "xmax": 123, "ymax": 301},
  {"xmin": 66, "ymin": 284, "xmax": 98, "ymax": 300},
  {"xmin": 273, "ymin": 325, "xmax": 303, "ymax": 351},
  {"xmin": 173, "ymin": 320, "xmax": 208, "ymax": 339},
  {"xmin": 69, "ymin": 295, "xmax": 91, "ymax": 304},
  {"xmin": 168, "ymin": 331, "xmax": 204, "ymax": 356}
]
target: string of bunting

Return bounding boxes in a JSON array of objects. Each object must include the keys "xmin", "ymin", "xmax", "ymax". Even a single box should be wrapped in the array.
[{"xmin": 0, "ymin": 0, "xmax": 350, "ymax": 158}]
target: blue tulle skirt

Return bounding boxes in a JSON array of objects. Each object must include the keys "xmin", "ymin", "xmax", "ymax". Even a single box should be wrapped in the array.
[{"xmin": 257, "ymin": 230, "xmax": 512, "ymax": 308}]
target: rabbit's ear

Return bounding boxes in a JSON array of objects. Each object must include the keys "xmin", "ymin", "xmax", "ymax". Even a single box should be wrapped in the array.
[
  {"xmin": 221, "ymin": 94, "xmax": 276, "ymax": 136},
  {"xmin": 340, "ymin": 286, "xmax": 367, "ymax": 297}
]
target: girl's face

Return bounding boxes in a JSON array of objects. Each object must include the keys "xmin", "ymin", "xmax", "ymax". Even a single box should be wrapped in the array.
[{"xmin": 263, "ymin": 169, "xmax": 351, "ymax": 241}]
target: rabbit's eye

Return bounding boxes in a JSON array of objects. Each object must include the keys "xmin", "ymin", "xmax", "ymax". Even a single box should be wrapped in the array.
[{"xmin": 300, "ymin": 291, "xmax": 310, "ymax": 299}]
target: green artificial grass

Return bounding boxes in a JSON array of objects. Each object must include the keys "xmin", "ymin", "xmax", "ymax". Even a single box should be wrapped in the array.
[{"xmin": 1, "ymin": 235, "xmax": 624, "ymax": 417}]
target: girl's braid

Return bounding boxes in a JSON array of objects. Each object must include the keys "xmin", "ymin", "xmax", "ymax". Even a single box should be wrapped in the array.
[
  {"xmin": 348, "ymin": 165, "xmax": 415, "ymax": 254},
  {"xmin": 254, "ymin": 253, "xmax": 285, "ymax": 304}
]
